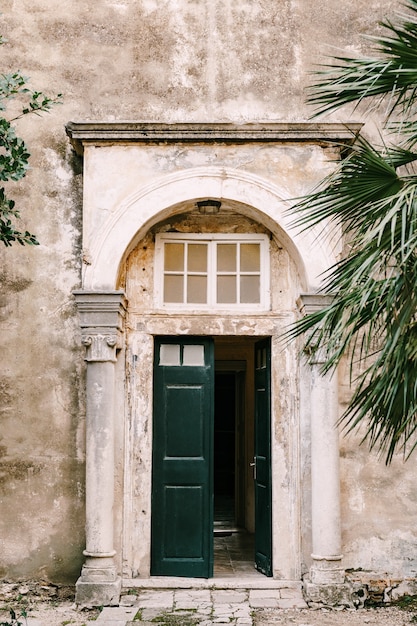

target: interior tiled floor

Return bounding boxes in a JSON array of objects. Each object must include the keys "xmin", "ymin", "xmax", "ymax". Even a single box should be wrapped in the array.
[
  {"xmin": 213, "ymin": 493, "xmax": 266, "ymax": 579},
  {"xmin": 213, "ymin": 532, "xmax": 266, "ymax": 579}
]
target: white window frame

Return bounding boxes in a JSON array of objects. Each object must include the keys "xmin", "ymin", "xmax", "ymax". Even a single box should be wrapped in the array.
[{"xmin": 154, "ymin": 233, "xmax": 270, "ymax": 312}]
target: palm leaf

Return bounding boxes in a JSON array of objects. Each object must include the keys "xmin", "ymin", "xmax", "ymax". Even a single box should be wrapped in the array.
[
  {"xmin": 308, "ymin": 0, "xmax": 417, "ymax": 133},
  {"xmin": 287, "ymin": 0, "xmax": 417, "ymax": 462}
]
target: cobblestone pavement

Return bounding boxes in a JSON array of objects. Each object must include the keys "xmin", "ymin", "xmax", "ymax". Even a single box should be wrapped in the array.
[{"xmin": 1, "ymin": 587, "xmax": 414, "ymax": 625}]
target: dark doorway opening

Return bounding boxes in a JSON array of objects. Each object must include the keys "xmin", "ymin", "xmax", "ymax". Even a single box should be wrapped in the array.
[
  {"xmin": 214, "ymin": 371, "xmax": 237, "ymax": 531},
  {"xmin": 213, "ymin": 357, "xmax": 247, "ymax": 535}
]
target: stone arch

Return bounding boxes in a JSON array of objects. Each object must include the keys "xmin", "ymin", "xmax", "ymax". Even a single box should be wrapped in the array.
[
  {"xmin": 71, "ymin": 125, "xmax": 349, "ymax": 605},
  {"xmin": 82, "ymin": 166, "xmax": 338, "ymax": 291}
]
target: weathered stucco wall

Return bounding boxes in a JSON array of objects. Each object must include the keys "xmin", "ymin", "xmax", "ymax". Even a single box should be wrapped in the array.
[{"xmin": 1, "ymin": 0, "xmax": 415, "ymax": 588}]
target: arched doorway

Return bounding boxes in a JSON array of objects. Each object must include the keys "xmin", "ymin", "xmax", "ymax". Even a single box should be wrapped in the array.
[
  {"xmin": 122, "ymin": 204, "xmax": 299, "ymax": 581},
  {"xmin": 69, "ymin": 122, "xmax": 349, "ymax": 604}
]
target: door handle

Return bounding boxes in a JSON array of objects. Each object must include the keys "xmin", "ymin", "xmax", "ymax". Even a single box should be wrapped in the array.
[{"xmin": 250, "ymin": 457, "xmax": 257, "ymax": 480}]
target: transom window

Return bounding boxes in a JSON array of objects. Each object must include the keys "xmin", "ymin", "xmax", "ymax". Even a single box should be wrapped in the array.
[{"xmin": 155, "ymin": 233, "xmax": 270, "ymax": 310}]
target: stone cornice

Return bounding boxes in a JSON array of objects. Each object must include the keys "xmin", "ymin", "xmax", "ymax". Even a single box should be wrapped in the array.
[{"xmin": 65, "ymin": 121, "xmax": 363, "ymax": 155}]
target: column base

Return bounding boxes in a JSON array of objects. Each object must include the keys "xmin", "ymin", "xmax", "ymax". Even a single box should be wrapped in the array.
[
  {"xmin": 310, "ymin": 557, "xmax": 345, "ymax": 585},
  {"xmin": 75, "ymin": 576, "xmax": 122, "ymax": 608},
  {"xmin": 304, "ymin": 580, "xmax": 352, "ymax": 608},
  {"xmin": 304, "ymin": 578, "xmax": 368, "ymax": 609}
]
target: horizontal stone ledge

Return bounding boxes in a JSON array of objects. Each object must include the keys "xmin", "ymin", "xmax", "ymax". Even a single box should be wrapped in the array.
[
  {"xmin": 122, "ymin": 577, "xmax": 302, "ymax": 590},
  {"xmin": 66, "ymin": 121, "xmax": 363, "ymax": 155}
]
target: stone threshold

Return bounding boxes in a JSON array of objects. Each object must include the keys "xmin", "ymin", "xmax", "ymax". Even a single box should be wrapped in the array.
[{"xmin": 123, "ymin": 577, "xmax": 302, "ymax": 590}]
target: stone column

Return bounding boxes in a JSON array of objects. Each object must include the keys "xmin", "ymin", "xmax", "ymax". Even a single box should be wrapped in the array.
[
  {"xmin": 298, "ymin": 295, "xmax": 344, "ymax": 586},
  {"xmin": 73, "ymin": 291, "xmax": 127, "ymax": 607}
]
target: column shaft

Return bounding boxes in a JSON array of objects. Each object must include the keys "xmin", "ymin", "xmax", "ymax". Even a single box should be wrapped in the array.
[
  {"xmin": 73, "ymin": 291, "xmax": 127, "ymax": 607},
  {"xmin": 85, "ymin": 361, "xmax": 116, "ymax": 556},
  {"xmin": 298, "ymin": 294, "xmax": 344, "ymax": 586},
  {"xmin": 310, "ymin": 364, "xmax": 344, "ymax": 583}
]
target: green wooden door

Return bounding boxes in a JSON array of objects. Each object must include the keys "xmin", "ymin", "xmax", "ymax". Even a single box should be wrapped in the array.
[
  {"xmin": 151, "ymin": 337, "xmax": 214, "ymax": 578},
  {"xmin": 254, "ymin": 338, "xmax": 273, "ymax": 576}
]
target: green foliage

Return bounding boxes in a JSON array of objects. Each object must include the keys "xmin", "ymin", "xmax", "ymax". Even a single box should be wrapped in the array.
[
  {"xmin": 392, "ymin": 594, "xmax": 417, "ymax": 615},
  {"xmin": 307, "ymin": 7, "xmax": 417, "ymax": 118},
  {"xmin": 287, "ymin": 0, "xmax": 417, "ymax": 463},
  {"xmin": 0, "ymin": 607, "xmax": 27, "ymax": 625},
  {"xmin": 147, "ymin": 610, "xmax": 200, "ymax": 625},
  {"xmin": 400, "ymin": 594, "xmax": 417, "ymax": 610},
  {"xmin": 0, "ymin": 39, "xmax": 62, "ymax": 247}
]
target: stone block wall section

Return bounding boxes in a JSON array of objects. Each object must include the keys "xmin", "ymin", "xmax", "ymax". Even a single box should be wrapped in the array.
[{"xmin": 303, "ymin": 574, "xmax": 417, "ymax": 609}]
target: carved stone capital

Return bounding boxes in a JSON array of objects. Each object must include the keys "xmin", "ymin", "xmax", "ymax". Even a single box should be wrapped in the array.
[
  {"xmin": 297, "ymin": 293, "xmax": 334, "ymax": 365},
  {"xmin": 297, "ymin": 293, "xmax": 334, "ymax": 316},
  {"xmin": 81, "ymin": 334, "xmax": 119, "ymax": 362}
]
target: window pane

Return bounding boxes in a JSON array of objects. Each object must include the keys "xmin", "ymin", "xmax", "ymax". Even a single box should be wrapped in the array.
[
  {"xmin": 217, "ymin": 276, "xmax": 236, "ymax": 303},
  {"xmin": 157, "ymin": 234, "xmax": 268, "ymax": 309},
  {"xmin": 165, "ymin": 243, "xmax": 184, "ymax": 271},
  {"xmin": 217, "ymin": 244, "xmax": 236, "ymax": 271},
  {"xmin": 188, "ymin": 244, "xmax": 207, "ymax": 272},
  {"xmin": 240, "ymin": 275, "xmax": 260, "ymax": 303},
  {"xmin": 183, "ymin": 345, "xmax": 205, "ymax": 366},
  {"xmin": 187, "ymin": 276, "xmax": 207, "ymax": 303},
  {"xmin": 164, "ymin": 275, "xmax": 184, "ymax": 302},
  {"xmin": 240, "ymin": 243, "xmax": 260, "ymax": 271},
  {"xmin": 159, "ymin": 344, "xmax": 180, "ymax": 366}
]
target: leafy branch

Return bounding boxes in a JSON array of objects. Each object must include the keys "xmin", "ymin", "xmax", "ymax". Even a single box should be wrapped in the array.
[{"xmin": 0, "ymin": 41, "xmax": 62, "ymax": 247}]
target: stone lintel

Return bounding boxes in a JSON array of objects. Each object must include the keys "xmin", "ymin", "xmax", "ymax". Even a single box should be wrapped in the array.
[
  {"xmin": 75, "ymin": 577, "xmax": 122, "ymax": 608},
  {"xmin": 65, "ymin": 121, "xmax": 363, "ymax": 155}
]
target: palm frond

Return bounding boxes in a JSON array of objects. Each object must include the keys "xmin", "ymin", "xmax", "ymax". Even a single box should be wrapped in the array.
[
  {"xmin": 287, "ymin": 142, "xmax": 417, "ymax": 462},
  {"xmin": 308, "ymin": 2, "xmax": 417, "ymax": 129},
  {"xmin": 289, "ymin": 137, "xmax": 404, "ymax": 233},
  {"xmin": 287, "ymin": 0, "xmax": 417, "ymax": 462}
]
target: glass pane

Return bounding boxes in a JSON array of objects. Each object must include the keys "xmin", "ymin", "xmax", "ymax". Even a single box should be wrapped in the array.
[
  {"xmin": 217, "ymin": 244, "xmax": 236, "ymax": 272},
  {"xmin": 187, "ymin": 276, "xmax": 207, "ymax": 303},
  {"xmin": 165, "ymin": 243, "xmax": 184, "ymax": 271},
  {"xmin": 240, "ymin": 243, "xmax": 260, "ymax": 271},
  {"xmin": 159, "ymin": 344, "xmax": 180, "ymax": 366},
  {"xmin": 164, "ymin": 275, "xmax": 184, "ymax": 302},
  {"xmin": 188, "ymin": 243, "xmax": 207, "ymax": 272},
  {"xmin": 240, "ymin": 275, "xmax": 260, "ymax": 303},
  {"xmin": 217, "ymin": 276, "xmax": 236, "ymax": 303},
  {"xmin": 183, "ymin": 344, "xmax": 205, "ymax": 366}
]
